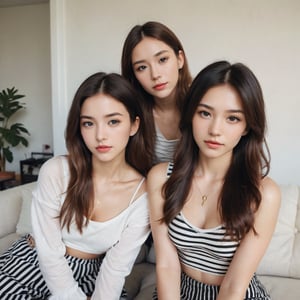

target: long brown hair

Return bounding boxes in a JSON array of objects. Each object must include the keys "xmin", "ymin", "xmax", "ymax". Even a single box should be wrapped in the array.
[
  {"xmin": 121, "ymin": 21, "xmax": 192, "ymax": 164},
  {"xmin": 163, "ymin": 61, "xmax": 270, "ymax": 240},
  {"xmin": 60, "ymin": 72, "xmax": 152, "ymax": 232}
]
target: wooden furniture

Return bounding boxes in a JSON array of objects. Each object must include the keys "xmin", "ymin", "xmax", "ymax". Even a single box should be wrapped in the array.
[{"xmin": 20, "ymin": 152, "xmax": 53, "ymax": 184}]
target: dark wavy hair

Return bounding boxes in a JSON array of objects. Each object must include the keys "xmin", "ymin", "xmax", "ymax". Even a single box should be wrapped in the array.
[
  {"xmin": 60, "ymin": 72, "xmax": 152, "ymax": 232},
  {"xmin": 121, "ymin": 21, "xmax": 192, "ymax": 165},
  {"xmin": 163, "ymin": 61, "xmax": 270, "ymax": 240}
]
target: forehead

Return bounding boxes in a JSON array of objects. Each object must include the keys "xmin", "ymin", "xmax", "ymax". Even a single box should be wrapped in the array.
[
  {"xmin": 200, "ymin": 85, "xmax": 243, "ymax": 110},
  {"xmin": 132, "ymin": 37, "xmax": 173, "ymax": 61},
  {"xmin": 81, "ymin": 93, "xmax": 128, "ymax": 116}
]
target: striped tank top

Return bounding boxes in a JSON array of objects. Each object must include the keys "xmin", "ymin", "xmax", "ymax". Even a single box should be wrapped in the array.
[
  {"xmin": 167, "ymin": 163, "xmax": 240, "ymax": 276},
  {"xmin": 153, "ymin": 126, "xmax": 179, "ymax": 164}
]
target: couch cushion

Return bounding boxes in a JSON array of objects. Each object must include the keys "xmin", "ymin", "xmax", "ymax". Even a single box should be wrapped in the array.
[
  {"xmin": 257, "ymin": 184, "xmax": 299, "ymax": 278},
  {"xmin": 0, "ymin": 232, "xmax": 20, "ymax": 254},
  {"xmin": 258, "ymin": 275, "xmax": 300, "ymax": 300},
  {"xmin": 16, "ymin": 183, "xmax": 36, "ymax": 235}
]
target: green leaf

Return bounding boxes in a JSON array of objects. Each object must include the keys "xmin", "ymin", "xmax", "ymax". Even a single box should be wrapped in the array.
[{"xmin": 3, "ymin": 147, "xmax": 13, "ymax": 163}]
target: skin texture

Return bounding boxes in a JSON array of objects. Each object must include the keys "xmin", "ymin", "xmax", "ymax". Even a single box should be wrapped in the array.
[{"xmin": 148, "ymin": 84, "xmax": 281, "ymax": 300}]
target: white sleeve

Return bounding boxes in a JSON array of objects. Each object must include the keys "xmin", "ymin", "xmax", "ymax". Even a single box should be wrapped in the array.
[
  {"xmin": 91, "ymin": 193, "xmax": 150, "ymax": 300},
  {"xmin": 31, "ymin": 156, "xmax": 86, "ymax": 300}
]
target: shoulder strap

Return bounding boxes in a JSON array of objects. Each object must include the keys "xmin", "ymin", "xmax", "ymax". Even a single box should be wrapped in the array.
[
  {"xmin": 129, "ymin": 177, "xmax": 145, "ymax": 205},
  {"xmin": 167, "ymin": 162, "xmax": 174, "ymax": 178}
]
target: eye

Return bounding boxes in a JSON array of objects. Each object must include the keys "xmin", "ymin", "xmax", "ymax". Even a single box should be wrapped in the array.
[
  {"xmin": 81, "ymin": 120, "xmax": 93, "ymax": 127},
  {"xmin": 135, "ymin": 65, "xmax": 147, "ymax": 72},
  {"xmin": 108, "ymin": 119, "xmax": 120, "ymax": 126},
  {"xmin": 159, "ymin": 56, "xmax": 168, "ymax": 64},
  {"xmin": 199, "ymin": 110, "xmax": 211, "ymax": 118},
  {"xmin": 227, "ymin": 115, "xmax": 241, "ymax": 123}
]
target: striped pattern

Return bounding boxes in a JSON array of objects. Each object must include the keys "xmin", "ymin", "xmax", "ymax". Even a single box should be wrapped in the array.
[
  {"xmin": 153, "ymin": 127, "xmax": 179, "ymax": 164},
  {"xmin": 168, "ymin": 213, "xmax": 239, "ymax": 276},
  {"xmin": 153, "ymin": 272, "xmax": 270, "ymax": 299},
  {"xmin": 0, "ymin": 235, "xmax": 127, "ymax": 299}
]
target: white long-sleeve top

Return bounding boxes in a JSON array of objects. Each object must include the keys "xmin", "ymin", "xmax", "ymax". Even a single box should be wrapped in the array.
[{"xmin": 31, "ymin": 156, "xmax": 150, "ymax": 300}]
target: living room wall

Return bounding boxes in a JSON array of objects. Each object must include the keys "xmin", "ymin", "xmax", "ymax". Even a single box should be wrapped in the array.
[
  {"xmin": 51, "ymin": 0, "xmax": 300, "ymax": 185},
  {"xmin": 0, "ymin": 2, "xmax": 52, "ymax": 173}
]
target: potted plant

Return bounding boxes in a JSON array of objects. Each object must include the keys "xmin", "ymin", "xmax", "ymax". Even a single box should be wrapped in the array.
[{"xmin": 0, "ymin": 87, "xmax": 30, "ymax": 174}]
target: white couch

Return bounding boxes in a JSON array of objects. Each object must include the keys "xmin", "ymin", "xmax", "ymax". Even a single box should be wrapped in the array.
[{"xmin": 0, "ymin": 182, "xmax": 299, "ymax": 300}]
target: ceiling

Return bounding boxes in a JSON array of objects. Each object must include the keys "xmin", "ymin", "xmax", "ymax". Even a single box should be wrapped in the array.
[{"xmin": 0, "ymin": 0, "xmax": 48, "ymax": 7}]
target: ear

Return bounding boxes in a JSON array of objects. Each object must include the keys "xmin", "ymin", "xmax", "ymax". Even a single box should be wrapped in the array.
[
  {"xmin": 177, "ymin": 50, "xmax": 184, "ymax": 70},
  {"xmin": 130, "ymin": 116, "xmax": 140, "ymax": 136}
]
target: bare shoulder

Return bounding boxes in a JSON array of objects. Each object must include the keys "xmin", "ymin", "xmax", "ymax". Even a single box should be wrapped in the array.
[
  {"xmin": 147, "ymin": 162, "xmax": 170, "ymax": 187},
  {"xmin": 260, "ymin": 176, "xmax": 281, "ymax": 207}
]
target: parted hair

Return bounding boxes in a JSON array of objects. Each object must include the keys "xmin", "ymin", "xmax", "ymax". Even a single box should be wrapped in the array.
[
  {"xmin": 121, "ymin": 21, "xmax": 192, "ymax": 165},
  {"xmin": 60, "ymin": 72, "xmax": 152, "ymax": 232},
  {"xmin": 163, "ymin": 61, "xmax": 270, "ymax": 240}
]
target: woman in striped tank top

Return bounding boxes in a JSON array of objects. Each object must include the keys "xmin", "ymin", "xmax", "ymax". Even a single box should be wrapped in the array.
[
  {"xmin": 148, "ymin": 61, "xmax": 281, "ymax": 299},
  {"xmin": 121, "ymin": 21, "xmax": 192, "ymax": 166}
]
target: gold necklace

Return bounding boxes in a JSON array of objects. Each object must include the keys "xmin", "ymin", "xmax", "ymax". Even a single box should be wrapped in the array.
[
  {"xmin": 194, "ymin": 176, "xmax": 208, "ymax": 206},
  {"xmin": 201, "ymin": 194, "xmax": 208, "ymax": 206}
]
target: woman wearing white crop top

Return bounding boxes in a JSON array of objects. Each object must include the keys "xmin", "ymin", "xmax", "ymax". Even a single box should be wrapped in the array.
[
  {"xmin": 0, "ymin": 73, "xmax": 152, "ymax": 299},
  {"xmin": 148, "ymin": 61, "xmax": 281, "ymax": 299},
  {"xmin": 121, "ymin": 21, "xmax": 192, "ymax": 165}
]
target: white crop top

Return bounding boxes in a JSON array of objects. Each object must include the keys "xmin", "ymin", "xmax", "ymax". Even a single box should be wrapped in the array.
[
  {"xmin": 31, "ymin": 156, "xmax": 150, "ymax": 300},
  {"xmin": 61, "ymin": 178, "xmax": 146, "ymax": 254}
]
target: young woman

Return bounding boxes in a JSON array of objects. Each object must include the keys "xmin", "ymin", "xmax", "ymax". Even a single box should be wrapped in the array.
[
  {"xmin": 0, "ymin": 72, "xmax": 151, "ymax": 299},
  {"xmin": 148, "ymin": 61, "xmax": 281, "ymax": 300},
  {"xmin": 121, "ymin": 21, "xmax": 192, "ymax": 165}
]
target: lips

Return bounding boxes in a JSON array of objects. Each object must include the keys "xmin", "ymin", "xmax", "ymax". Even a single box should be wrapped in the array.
[
  {"xmin": 153, "ymin": 83, "xmax": 167, "ymax": 90},
  {"xmin": 204, "ymin": 140, "xmax": 223, "ymax": 149},
  {"xmin": 96, "ymin": 145, "xmax": 112, "ymax": 153}
]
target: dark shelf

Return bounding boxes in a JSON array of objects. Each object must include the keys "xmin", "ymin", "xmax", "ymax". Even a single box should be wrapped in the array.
[{"xmin": 20, "ymin": 152, "xmax": 53, "ymax": 184}]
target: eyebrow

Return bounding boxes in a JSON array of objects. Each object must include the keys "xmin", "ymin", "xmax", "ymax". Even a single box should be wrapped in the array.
[
  {"xmin": 198, "ymin": 103, "xmax": 244, "ymax": 114},
  {"xmin": 80, "ymin": 112, "xmax": 124, "ymax": 119},
  {"xmin": 132, "ymin": 50, "xmax": 169, "ymax": 66}
]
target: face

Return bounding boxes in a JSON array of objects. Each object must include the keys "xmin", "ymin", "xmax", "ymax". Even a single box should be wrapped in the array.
[
  {"xmin": 192, "ymin": 84, "xmax": 248, "ymax": 161},
  {"xmin": 131, "ymin": 37, "xmax": 184, "ymax": 101},
  {"xmin": 80, "ymin": 93, "xmax": 139, "ymax": 164}
]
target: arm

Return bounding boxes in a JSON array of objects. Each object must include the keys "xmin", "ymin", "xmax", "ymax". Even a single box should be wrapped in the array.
[
  {"xmin": 31, "ymin": 157, "xmax": 86, "ymax": 299},
  {"xmin": 147, "ymin": 163, "xmax": 181, "ymax": 300},
  {"xmin": 217, "ymin": 177, "xmax": 281, "ymax": 300},
  {"xmin": 92, "ymin": 192, "xmax": 150, "ymax": 300}
]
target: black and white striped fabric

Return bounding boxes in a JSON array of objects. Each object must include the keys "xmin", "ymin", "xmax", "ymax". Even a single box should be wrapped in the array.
[
  {"xmin": 0, "ymin": 235, "xmax": 127, "ymax": 299},
  {"xmin": 168, "ymin": 213, "xmax": 239, "ymax": 275},
  {"xmin": 153, "ymin": 128, "xmax": 179, "ymax": 164},
  {"xmin": 153, "ymin": 272, "xmax": 271, "ymax": 300}
]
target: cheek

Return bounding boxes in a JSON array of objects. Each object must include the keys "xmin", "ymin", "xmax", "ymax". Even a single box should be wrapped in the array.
[{"xmin": 134, "ymin": 71, "xmax": 147, "ymax": 85}]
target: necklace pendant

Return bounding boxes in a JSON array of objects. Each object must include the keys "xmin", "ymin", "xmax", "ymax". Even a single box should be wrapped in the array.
[{"xmin": 201, "ymin": 195, "xmax": 208, "ymax": 206}]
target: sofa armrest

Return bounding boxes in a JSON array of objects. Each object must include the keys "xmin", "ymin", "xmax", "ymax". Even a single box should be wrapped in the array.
[{"xmin": 0, "ymin": 185, "xmax": 25, "ymax": 239}]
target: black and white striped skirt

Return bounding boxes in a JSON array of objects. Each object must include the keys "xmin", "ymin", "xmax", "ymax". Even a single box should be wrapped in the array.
[
  {"xmin": 0, "ymin": 235, "xmax": 127, "ymax": 299},
  {"xmin": 153, "ymin": 271, "xmax": 271, "ymax": 299}
]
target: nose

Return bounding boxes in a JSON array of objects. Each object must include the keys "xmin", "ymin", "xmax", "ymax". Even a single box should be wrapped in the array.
[
  {"xmin": 96, "ymin": 124, "xmax": 107, "ymax": 142},
  {"xmin": 150, "ymin": 64, "xmax": 161, "ymax": 81},
  {"xmin": 209, "ymin": 118, "xmax": 222, "ymax": 136}
]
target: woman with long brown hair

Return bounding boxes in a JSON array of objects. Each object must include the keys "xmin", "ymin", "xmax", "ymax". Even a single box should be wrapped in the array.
[
  {"xmin": 121, "ymin": 21, "xmax": 192, "ymax": 166},
  {"xmin": 148, "ymin": 61, "xmax": 280, "ymax": 299},
  {"xmin": 0, "ymin": 72, "xmax": 151, "ymax": 299}
]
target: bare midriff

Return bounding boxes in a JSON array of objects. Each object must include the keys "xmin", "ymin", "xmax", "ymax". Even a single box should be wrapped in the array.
[
  {"xmin": 181, "ymin": 263, "xmax": 224, "ymax": 286},
  {"xmin": 65, "ymin": 246, "xmax": 103, "ymax": 260}
]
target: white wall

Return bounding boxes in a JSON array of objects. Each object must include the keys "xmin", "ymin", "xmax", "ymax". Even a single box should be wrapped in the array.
[
  {"xmin": 51, "ymin": 0, "xmax": 300, "ymax": 185},
  {"xmin": 0, "ymin": 3, "xmax": 52, "ymax": 172}
]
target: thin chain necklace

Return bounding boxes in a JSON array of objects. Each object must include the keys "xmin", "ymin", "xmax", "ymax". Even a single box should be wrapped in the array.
[{"xmin": 194, "ymin": 176, "xmax": 208, "ymax": 206}]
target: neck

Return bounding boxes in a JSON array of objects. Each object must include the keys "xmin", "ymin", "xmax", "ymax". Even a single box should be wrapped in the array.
[
  {"xmin": 91, "ymin": 156, "xmax": 131, "ymax": 183},
  {"xmin": 196, "ymin": 154, "xmax": 232, "ymax": 181}
]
